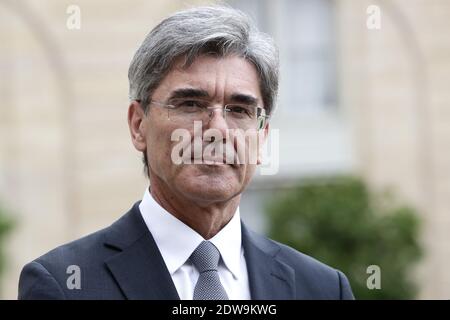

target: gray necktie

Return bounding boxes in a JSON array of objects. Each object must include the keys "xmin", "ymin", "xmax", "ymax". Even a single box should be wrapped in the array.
[{"xmin": 190, "ymin": 241, "xmax": 229, "ymax": 300}]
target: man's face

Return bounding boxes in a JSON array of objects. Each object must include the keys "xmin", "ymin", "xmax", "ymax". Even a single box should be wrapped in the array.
[{"xmin": 134, "ymin": 54, "xmax": 267, "ymax": 205}]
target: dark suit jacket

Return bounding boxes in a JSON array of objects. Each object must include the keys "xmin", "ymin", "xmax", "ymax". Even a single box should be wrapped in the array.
[{"xmin": 18, "ymin": 202, "xmax": 354, "ymax": 299}]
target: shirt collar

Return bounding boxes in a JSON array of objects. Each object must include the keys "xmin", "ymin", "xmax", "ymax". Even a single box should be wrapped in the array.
[{"xmin": 139, "ymin": 188, "xmax": 242, "ymax": 279}]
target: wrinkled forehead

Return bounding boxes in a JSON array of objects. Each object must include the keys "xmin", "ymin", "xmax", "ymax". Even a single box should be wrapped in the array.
[{"xmin": 157, "ymin": 54, "xmax": 263, "ymax": 104}]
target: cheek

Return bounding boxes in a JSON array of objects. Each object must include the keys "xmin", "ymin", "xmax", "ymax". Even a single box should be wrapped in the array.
[
  {"xmin": 243, "ymin": 163, "xmax": 257, "ymax": 183},
  {"xmin": 231, "ymin": 130, "xmax": 260, "ymax": 165},
  {"xmin": 147, "ymin": 122, "xmax": 195, "ymax": 179},
  {"xmin": 146, "ymin": 122, "xmax": 175, "ymax": 168}
]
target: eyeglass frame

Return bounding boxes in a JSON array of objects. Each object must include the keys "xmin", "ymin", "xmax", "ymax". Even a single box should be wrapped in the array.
[{"xmin": 136, "ymin": 98, "xmax": 270, "ymax": 130}]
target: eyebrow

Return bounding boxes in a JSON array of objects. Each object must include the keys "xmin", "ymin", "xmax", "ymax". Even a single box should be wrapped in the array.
[
  {"xmin": 229, "ymin": 93, "xmax": 258, "ymax": 106},
  {"xmin": 168, "ymin": 88, "xmax": 210, "ymax": 100},
  {"xmin": 167, "ymin": 87, "xmax": 259, "ymax": 105}
]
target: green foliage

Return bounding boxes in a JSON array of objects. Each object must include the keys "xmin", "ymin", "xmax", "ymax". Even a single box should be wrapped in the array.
[
  {"xmin": 0, "ymin": 203, "xmax": 14, "ymax": 285},
  {"xmin": 266, "ymin": 176, "xmax": 422, "ymax": 299}
]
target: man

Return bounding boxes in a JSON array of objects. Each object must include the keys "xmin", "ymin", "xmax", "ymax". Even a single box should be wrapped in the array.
[{"xmin": 18, "ymin": 6, "xmax": 354, "ymax": 300}]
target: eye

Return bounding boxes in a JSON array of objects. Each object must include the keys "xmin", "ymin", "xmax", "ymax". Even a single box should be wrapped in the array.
[
  {"xmin": 231, "ymin": 106, "xmax": 246, "ymax": 113},
  {"xmin": 174, "ymin": 99, "xmax": 208, "ymax": 110},
  {"xmin": 181, "ymin": 100, "xmax": 201, "ymax": 108},
  {"xmin": 227, "ymin": 105, "xmax": 253, "ymax": 116}
]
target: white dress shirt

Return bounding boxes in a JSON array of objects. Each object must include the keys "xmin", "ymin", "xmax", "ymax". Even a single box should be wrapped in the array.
[{"xmin": 139, "ymin": 188, "xmax": 251, "ymax": 300}]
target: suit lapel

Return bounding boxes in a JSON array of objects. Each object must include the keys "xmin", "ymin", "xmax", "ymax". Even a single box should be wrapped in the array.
[
  {"xmin": 102, "ymin": 202, "xmax": 295, "ymax": 300},
  {"xmin": 242, "ymin": 223, "xmax": 296, "ymax": 299},
  {"xmin": 103, "ymin": 202, "xmax": 180, "ymax": 300}
]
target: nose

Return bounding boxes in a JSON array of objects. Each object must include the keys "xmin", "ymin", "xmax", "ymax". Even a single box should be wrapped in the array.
[{"xmin": 206, "ymin": 107, "xmax": 229, "ymax": 134}]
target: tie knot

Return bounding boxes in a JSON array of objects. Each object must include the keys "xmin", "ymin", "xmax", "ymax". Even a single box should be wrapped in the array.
[{"xmin": 190, "ymin": 241, "xmax": 220, "ymax": 273}]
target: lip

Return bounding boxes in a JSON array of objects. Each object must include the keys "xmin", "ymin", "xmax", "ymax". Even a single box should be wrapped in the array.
[
  {"xmin": 191, "ymin": 156, "xmax": 235, "ymax": 167},
  {"xmin": 185, "ymin": 142, "xmax": 239, "ymax": 166},
  {"xmin": 193, "ymin": 158, "xmax": 226, "ymax": 164}
]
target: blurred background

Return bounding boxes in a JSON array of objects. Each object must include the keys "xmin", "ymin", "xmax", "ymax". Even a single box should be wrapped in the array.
[{"xmin": 0, "ymin": 0, "xmax": 449, "ymax": 299}]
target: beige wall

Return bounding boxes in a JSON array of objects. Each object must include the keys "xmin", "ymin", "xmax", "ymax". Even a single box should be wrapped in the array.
[
  {"xmin": 337, "ymin": 0, "xmax": 450, "ymax": 298},
  {"xmin": 0, "ymin": 0, "xmax": 449, "ymax": 299}
]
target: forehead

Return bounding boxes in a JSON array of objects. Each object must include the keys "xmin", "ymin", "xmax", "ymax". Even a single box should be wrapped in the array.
[{"xmin": 156, "ymin": 54, "xmax": 262, "ymax": 101}]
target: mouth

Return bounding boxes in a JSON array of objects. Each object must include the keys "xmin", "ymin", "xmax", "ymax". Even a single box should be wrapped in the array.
[
  {"xmin": 193, "ymin": 141, "xmax": 236, "ymax": 166},
  {"xmin": 177, "ymin": 141, "xmax": 240, "ymax": 167},
  {"xmin": 191, "ymin": 156, "xmax": 232, "ymax": 166}
]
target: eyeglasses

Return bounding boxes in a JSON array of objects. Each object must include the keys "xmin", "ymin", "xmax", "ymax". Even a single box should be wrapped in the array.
[{"xmin": 145, "ymin": 98, "xmax": 269, "ymax": 130}]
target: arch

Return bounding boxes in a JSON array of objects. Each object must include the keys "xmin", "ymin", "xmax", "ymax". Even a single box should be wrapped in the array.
[
  {"xmin": 0, "ymin": 0, "xmax": 78, "ymax": 235},
  {"xmin": 376, "ymin": 0, "xmax": 433, "ymax": 215}
]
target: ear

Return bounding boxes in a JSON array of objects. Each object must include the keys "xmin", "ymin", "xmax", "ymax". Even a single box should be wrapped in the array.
[
  {"xmin": 257, "ymin": 122, "xmax": 269, "ymax": 165},
  {"xmin": 128, "ymin": 101, "xmax": 147, "ymax": 152}
]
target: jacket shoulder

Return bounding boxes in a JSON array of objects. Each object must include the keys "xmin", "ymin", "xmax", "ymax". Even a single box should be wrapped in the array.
[
  {"xmin": 18, "ymin": 227, "xmax": 112, "ymax": 299},
  {"xmin": 245, "ymin": 227, "xmax": 354, "ymax": 299},
  {"xmin": 272, "ymin": 238, "xmax": 354, "ymax": 299},
  {"xmin": 18, "ymin": 203, "xmax": 144, "ymax": 299}
]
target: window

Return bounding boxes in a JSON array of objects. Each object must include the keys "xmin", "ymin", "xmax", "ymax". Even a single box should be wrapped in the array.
[{"xmin": 228, "ymin": 0, "xmax": 337, "ymax": 113}]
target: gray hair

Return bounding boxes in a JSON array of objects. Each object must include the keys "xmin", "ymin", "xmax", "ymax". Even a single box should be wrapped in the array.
[{"xmin": 128, "ymin": 5, "xmax": 279, "ymax": 115}]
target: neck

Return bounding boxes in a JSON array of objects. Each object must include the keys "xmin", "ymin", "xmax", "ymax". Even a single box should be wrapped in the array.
[{"xmin": 148, "ymin": 177, "xmax": 240, "ymax": 240}]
